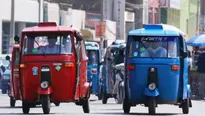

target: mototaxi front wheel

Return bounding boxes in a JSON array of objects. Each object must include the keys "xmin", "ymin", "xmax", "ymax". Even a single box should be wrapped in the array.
[
  {"xmin": 10, "ymin": 97, "xmax": 16, "ymax": 107},
  {"xmin": 182, "ymin": 98, "xmax": 189, "ymax": 114},
  {"xmin": 123, "ymin": 99, "xmax": 131, "ymax": 114},
  {"xmin": 22, "ymin": 102, "xmax": 30, "ymax": 114},
  {"xmin": 82, "ymin": 99, "xmax": 90, "ymax": 113},
  {"xmin": 115, "ymin": 83, "xmax": 123, "ymax": 104},
  {"xmin": 41, "ymin": 95, "xmax": 51, "ymax": 114},
  {"xmin": 148, "ymin": 97, "xmax": 156, "ymax": 115}
]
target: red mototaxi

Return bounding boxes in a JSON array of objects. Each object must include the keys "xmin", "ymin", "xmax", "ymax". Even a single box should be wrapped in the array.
[
  {"xmin": 9, "ymin": 22, "xmax": 91, "ymax": 114},
  {"xmin": 7, "ymin": 44, "xmax": 21, "ymax": 107}
]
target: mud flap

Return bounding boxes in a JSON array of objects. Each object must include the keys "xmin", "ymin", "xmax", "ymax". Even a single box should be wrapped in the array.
[
  {"xmin": 37, "ymin": 87, "xmax": 53, "ymax": 95},
  {"xmin": 144, "ymin": 88, "xmax": 159, "ymax": 97}
]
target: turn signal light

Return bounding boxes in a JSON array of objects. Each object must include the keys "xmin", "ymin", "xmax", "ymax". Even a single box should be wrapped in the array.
[
  {"xmin": 64, "ymin": 62, "xmax": 73, "ymax": 67},
  {"xmin": 20, "ymin": 64, "xmax": 27, "ymax": 68},
  {"xmin": 171, "ymin": 65, "xmax": 179, "ymax": 71},
  {"xmin": 127, "ymin": 64, "xmax": 135, "ymax": 70}
]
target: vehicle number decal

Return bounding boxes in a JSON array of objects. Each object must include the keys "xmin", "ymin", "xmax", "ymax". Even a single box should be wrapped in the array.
[{"xmin": 32, "ymin": 67, "xmax": 38, "ymax": 75}]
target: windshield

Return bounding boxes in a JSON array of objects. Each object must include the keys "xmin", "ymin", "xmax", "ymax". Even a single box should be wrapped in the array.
[
  {"xmin": 129, "ymin": 36, "xmax": 178, "ymax": 58},
  {"xmin": 87, "ymin": 50, "xmax": 99, "ymax": 65},
  {"xmin": 23, "ymin": 33, "xmax": 73, "ymax": 55}
]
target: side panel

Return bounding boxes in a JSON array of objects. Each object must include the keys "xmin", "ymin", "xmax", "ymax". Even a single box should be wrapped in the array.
[
  {"xmin": 182, "ymin": 40, "xmax": 189, "ymax": 99},
  {"xmin": 79, "ymin": 41, "xmax": 89, "ymax": 98},
  {"xmin": 128, "ymin": 58, "xmax": 180, "ymax": 103},
  {"xmin": 11, "ymin": 48, "xmax": 20, "ymax": 100},
  {"xmin": 20, "ymin": 56, "xmax": 76, "ymax": 102}
]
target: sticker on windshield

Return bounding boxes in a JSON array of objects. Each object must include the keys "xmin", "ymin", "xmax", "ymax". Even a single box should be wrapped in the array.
[
  {"xmin": 139, "ymin": 47, "xmax": 145, "ymax": 53},
  {"xmin": 32, "ymin": 67, "xmax": 38, "ymax": 75},
  {"xmin": 133, "ymin": 52, "xmax": 138, "ymax": 56},
  {"xmin": 32, "ymin": 48, "xmax": 38, "ymax": 54},
  {"xmin": 24, "ymin": 48, "xmax": 28, "ymax": 52}
]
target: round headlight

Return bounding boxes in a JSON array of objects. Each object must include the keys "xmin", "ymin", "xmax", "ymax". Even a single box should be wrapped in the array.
[
  {"xmin": 148, "ymin": 83, "xmax": 156, "ymax": 90},
  {"xmin": 40, "ymin": 81, "xmax": 49, "ymax": 89}
]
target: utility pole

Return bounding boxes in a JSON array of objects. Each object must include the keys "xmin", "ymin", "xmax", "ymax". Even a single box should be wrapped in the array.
[
  {"xmin": 196, "ymin": 0, "xmax": 200, "ymax": 33},
  {"xmin": 9, "ymin": 0, "xmax": 15, "ymax": 45},
  {"xmin": 38, "ymin": 0, "xmax": 43, "ymax": 23},
  {"xmin": 100, "ymin": 0, "xmax": 104, "ymax": 58}
]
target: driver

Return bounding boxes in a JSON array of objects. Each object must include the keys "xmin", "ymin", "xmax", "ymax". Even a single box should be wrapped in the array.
[
  {"xmin": 144, "ymin": 42, "xmax": 167, "ymax": 57},
  {"xmin": 39, "ymin": 36, "xmax": 65, "ymax": 54}
]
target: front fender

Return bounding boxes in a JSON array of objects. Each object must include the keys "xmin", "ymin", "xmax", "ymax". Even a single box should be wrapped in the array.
[
  {"xmin": 83, "ymin": 82, "xmax": 91, "ymax": 98},
  {"xmin": 37, "ymin": 87, "xmax": 53, "ymax": 95},
  {"xmin": 144, "ymin": 88, "xmax": 159, "ymax": 97}
]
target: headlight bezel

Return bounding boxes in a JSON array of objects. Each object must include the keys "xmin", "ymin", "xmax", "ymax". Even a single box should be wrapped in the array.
[
  {"xmin": 148, "ymin": 83, "xmax": 156, "ymax": 90},
  {"xmin": 40, "ymin": 81, "xmax": 49, "ymax": 89}
]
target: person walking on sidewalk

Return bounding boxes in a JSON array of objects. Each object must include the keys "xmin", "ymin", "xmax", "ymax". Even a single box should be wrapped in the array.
[{"xmin": 196, "ymin": 48, "xmax": 205, "ymax": 99}]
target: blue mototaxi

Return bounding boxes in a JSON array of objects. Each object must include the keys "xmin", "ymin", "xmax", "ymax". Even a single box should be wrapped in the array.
[
  {"xmin": 100, "ymin": 41, "xmax": 126, "ymax": 104},
  {"xmin": 123, "ymin": 24, "xmax": 192, "ymax": 115},
  {"xmin": 85, "ymin": 41, "xmax": 101, "ymax": 99}
]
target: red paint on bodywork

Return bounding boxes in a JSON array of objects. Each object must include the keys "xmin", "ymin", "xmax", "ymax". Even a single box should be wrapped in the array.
[{"xmin": 37, "ymin": 86, "xmax": 53, "ymax": 95}]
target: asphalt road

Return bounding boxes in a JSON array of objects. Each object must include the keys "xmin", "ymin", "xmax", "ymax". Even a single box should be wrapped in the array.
[{"xmin": 0, "ymin": 93, "xmax": 204, "ymax": 116}]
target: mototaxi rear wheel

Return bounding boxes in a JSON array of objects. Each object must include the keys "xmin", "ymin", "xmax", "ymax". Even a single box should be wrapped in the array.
[
  {"xmin": 123, "ymin": 99, "xmax": 131, "ymax": 114},
  {"xmin": 22, "ymin": 102, "xmax": 30, "ymax": 114},
  {"xmin": 102, "ymin": 92, "xmax": 108, "ymax": 104},
  {"xmin": 148, "ymin": 97, "xmax": 156, "ymax": 115},
  {"xmin": 10, "ymin": 97, "xmax": 16, "ymax": 107},
  {"xmin": 82, "ymin": 99, "xmax": 90, "ymax": 113},
  {"xmin": 41, "ymin": 95, "xmax": 50, "ymax": 114},
  {"xmin": 54, "ymin": 102, "xmax": 60, "ymax": 106},
  {"xmin": 182, "ymin": 98, "xmax": 189, "ymax": 114}
]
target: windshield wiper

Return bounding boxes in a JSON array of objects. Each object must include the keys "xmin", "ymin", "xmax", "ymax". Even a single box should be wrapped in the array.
[
  {"xmin": 140, "ymin": 42, "xmax": 154, "ymax": 59},
  {"xmin": 34, "ymin": 40, "xmax": 46, "ymax": 56}
]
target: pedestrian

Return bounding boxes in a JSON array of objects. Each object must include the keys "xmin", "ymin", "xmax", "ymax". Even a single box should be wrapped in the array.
[{"xmin": 196, "ymin": 47, "xmax": 205, "ymax": 99}]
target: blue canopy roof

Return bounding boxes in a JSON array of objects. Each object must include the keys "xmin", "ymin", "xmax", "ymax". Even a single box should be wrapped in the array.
[{"xmin": 129, "ymin": 24, "xmax": 181, "ymax": 36}]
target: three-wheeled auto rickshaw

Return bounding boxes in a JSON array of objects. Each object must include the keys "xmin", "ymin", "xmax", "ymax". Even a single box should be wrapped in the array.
[
  {"xmin": 123, "ymin": 24, "xmax": 192, "ymax": 115},
  {"xmin": 6, "ymin": 44, "xmax": 21, "ymax": 107},
  {"xmin": 6, "ymin": 22, "xmax": 91, "ymax": 114},
  {"xmin": 100, "ymin": 41, "xmax": 126, "ymax": 104},
  {"xmin": 85, "ymin": 41, "xmax": 102, "ymax": 99}
]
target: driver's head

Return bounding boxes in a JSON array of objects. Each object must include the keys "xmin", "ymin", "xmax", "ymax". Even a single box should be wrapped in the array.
[
  {"xmin": 47, "ymin": 36, "xmax": 57, "ymax": 46},
  {"xmin": 150, "ymin": 42, "xmax": 160, "ymax": 49}
]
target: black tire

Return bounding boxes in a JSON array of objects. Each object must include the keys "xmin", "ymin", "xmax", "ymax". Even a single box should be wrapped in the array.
[
  {"xmin": 102, "ymin": 92, "xmax": 108, "ymax": 104},
  {"xmin": 115, "ymin": 84, "xmax": 123, "ymax": 104},
  {"xmin": 2, "ymin": 89, "xmax": 7, "ymax": 94},
  {"xmin": 10, "ymin": 97, "xmax": 16, "ymax": 107},
  {"xmin": 182, "ymin": 98, "xmax": 189, "ymax": 114},
  {"xmin": 98, "ymin": 87, "xmax": 103, "ymax": 100},
  {"xmin": 123, "ymin": 99, "xmax": 131, "ymax": 114},
  {"xmin": 148, "ymin": 97, "xmax": 156, "ymax": 115},
  {"xmin": 41, "ymin": 95, "xmax": 50, "ymax": 114},
  {"xmin": 82, "ymin": 99, "xmax": 90, "ymax": 113},
  {"xmin": 22, "ymin": 102, "xmax": 30, "ymax": 114},
  {"xmin": 54, "ymin": 102, "xmax": 60, "ymax": 106}
]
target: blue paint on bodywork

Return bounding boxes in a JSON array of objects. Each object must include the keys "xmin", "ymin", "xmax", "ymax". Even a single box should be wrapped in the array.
[
  {"xmin": 144, "ymin": 88, "xmax": 159, "ymax": 97},
  {"xmin": 124, "ymin": 24, "xmax": 190, "ymax": 104}
]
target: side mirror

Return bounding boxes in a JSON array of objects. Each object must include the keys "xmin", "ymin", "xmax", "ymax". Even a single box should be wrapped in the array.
[
  {"xmin": 5, "ymin": 55, "xmax": 10, "ymax": 61},
  {"xmin": 75, "ymin": 31, "xmax": 83, "ymax": 41},
  {"xmin": 14, "ymin": 35, "xmax": 20, "ymax": 44},
  {"xmin": 107, "ymin": 57, "xmax": 112, "ymax": 61},
  {"xmin": 182, "ymin": 52, "xmax": 188, "ymax": 58},
  {"xmin": 99, "ymin": 61, "xmax": 104, "ymax": 65}
]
